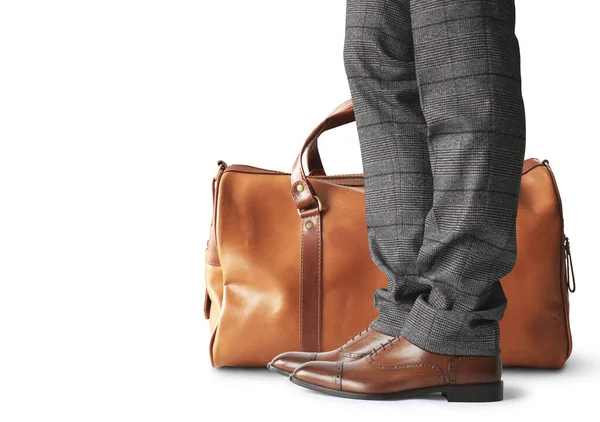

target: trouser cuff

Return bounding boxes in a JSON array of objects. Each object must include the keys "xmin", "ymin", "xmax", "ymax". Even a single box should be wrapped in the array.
[
  {"xmin": 369, "ymin": 301, "xmax": 412, "ymax": 337},
  {"xmin": 400, "ymin": 296, "xmax": 501, "ymax": 356}
]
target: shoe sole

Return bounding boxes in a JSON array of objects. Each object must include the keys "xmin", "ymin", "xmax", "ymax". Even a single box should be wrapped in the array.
[
  {"xmin": 266, "ymin": 363, "xmax": 292, "ymax": 377},
  {"xmin": 290, "ymin": 376, "xmax": 503, "ymax": 402}
]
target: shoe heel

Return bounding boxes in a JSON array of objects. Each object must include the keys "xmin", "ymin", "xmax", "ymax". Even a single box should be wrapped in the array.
[{"xmin": 443, "ymin": 381, "xmax": 503, "ymax": 403}]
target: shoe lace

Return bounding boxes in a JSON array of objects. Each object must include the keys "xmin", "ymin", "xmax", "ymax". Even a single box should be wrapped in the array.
[
  {"xmin": 371, "ymin": 336, "xmax": 401, "ymax": 356},
  {"xmin": 347, "ymin": 326, "xmax": 370, "ymax": 344}
]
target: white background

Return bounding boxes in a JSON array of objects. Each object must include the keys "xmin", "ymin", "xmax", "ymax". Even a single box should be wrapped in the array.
[{"xmin": 0, "ymin": 1, "xmax": 598, "ymax": 421}]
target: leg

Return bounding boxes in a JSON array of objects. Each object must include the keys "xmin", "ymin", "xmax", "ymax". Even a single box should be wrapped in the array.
[
  {"xmin": 288, "ymin": 0, "xmax": 524, "ymax": 400},
  {"xmin": 401, "ymin": 0, "xmax": 526, "ymax": 355},
  {"xmin": 344, "ymin": 0, "xmax": 432, "ymax": 335}
]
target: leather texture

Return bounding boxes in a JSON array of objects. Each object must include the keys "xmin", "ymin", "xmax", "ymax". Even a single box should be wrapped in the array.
[
  {"xmin": 269, "ymin": 327, "xmax": 394, "ymax": 375},
  {"xmin": 499, "ymin": 159, "xmax": 573, "ymax": 368},
  {"xmin": 204, "ymin": 100, "xmax": 573, "ymax": 369},
  {"xmin": 292, "ymin": 336, "xmax": 501, "ymax": 394}
]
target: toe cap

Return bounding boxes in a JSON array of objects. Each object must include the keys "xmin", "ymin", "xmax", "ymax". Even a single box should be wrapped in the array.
[
  {"xmin": 292, "ymin": 361, "xmax": 343, "ymax": 391},
  {"xmin": 269, "ymin": 352, "xmax": 317, "ymax": 375}
]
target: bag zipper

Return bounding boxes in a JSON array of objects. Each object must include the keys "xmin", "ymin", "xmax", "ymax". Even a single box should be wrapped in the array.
[
  {"xmin": 565, "ymin": 236, "xmax": 576, "ymax": 293},
  {"xmin": 223, "ymin": 164, "xmax": 364, "ymax": 180}
]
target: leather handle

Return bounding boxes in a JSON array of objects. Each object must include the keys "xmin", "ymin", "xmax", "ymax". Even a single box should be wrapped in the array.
[
  {"xmin": 291, "ymin": 100, "xmax": 355, "ymax": 211},
  {"xmin": 290, "ymin": 100, "xmax": 354, "ymax": 352},
  {"xmin": 303, "ymin": 99, "xmax": 356, "ymax": 176}
]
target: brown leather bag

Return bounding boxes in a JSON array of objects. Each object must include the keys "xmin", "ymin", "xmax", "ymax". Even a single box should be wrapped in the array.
[{"xmin": 204, "ymin": 100, "xmax": 575, "ymax": 369}]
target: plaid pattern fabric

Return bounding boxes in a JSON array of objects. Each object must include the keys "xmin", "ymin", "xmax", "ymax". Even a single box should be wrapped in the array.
[{"xmin": 344, "ymin": 0, "xmax": 525, "ymax": 355}]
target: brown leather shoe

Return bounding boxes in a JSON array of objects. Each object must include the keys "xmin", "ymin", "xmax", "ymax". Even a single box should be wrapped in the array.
[
  {"xmin": 290, "ymin": 337, "xmax": 503, "ymax": 402},
  {"xmin": 267, "ymin": 327, "xmax": 394, "ymax": 376}
]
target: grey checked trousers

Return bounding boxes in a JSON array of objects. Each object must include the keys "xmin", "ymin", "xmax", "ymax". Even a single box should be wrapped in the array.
[{"xmin": 344, "ymin": 0, "xmax": 525, "ymax": 356}]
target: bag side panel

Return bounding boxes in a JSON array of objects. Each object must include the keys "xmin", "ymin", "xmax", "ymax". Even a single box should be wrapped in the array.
[
  {"xmin": 205, "ymin": 166, "xmax": 226, "ymax": 366},
  {"xmin": 499, "ymin": 165, "xmax": 569, "ymax": 368},
  {"xmin": 546, "ymin": 164, "xmax": 573, "ymax": 360}
]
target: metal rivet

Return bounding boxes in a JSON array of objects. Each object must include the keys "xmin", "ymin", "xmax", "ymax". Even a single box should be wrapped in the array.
[
  {"xmin": 296, "ymin": 184, "xmax": 305, "ymax": 192},
  {"xmin": 306, "ymin": 222, "xmax": 314, "ymax": 229}
]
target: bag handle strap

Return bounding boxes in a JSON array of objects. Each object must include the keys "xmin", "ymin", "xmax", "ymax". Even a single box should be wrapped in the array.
[
  {"xmin": 305, "ymin": 99, "xmax": 355, "ymax": 175},
  {"xmin": 304, "ymin": 99, "xmax": 355, "ymax": 176},
  {"xmin": 291, "ymin": 100, "xmax": 355, "ymax": 212},
  {"xmin": 289, "ymin": 100, "xmax": 354, "ymax": 352}
]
